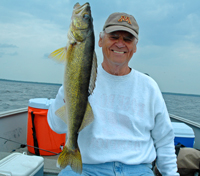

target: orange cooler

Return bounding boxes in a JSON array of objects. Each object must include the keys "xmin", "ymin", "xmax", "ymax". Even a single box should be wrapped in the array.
[{"xmin": 27, "ymin": 98, "xmax": 66, "ymax": 156}]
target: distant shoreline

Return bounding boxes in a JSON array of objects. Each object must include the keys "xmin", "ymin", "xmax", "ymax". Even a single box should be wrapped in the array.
[
  {"xmin": 0, "ymin": 78, "xmax": 200, "ymax": 97},
  {"xmin": 0, "ymin": 78, "xmax": 62, "ymax": 86},
  {"xmin": 162, "ymin": 92, "xmax": 200, "ymax": 97}
]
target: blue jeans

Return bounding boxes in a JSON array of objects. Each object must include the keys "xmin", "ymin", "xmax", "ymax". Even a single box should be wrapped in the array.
[{"xmin": 58, "ymin": 162, "xmax": 154, "ymax": 176}]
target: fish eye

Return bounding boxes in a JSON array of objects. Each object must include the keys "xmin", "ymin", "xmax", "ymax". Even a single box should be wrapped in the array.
[{"xmin": 83, "ymin": 14, "xmax": 90, "ymax": 19}]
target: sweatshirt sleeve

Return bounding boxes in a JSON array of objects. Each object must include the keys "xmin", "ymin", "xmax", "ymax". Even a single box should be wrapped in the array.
[
  {"xmin": 151, "ymin": 94, "xmax": 179, "ymax": 176},
  {"xmin": 47, "ymin": 85, "xmax": 68, "ymax": 134}
]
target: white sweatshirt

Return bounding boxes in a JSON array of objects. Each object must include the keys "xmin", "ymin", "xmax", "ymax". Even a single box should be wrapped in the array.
[{"xmin": 48, "ymin": 65, "xmax": 179, "ymax": 176}]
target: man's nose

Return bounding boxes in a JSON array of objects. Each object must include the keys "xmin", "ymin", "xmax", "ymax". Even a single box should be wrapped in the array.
[{"xmin": 115, "ymin": 37, "xmax": 125, "ymax": 48}]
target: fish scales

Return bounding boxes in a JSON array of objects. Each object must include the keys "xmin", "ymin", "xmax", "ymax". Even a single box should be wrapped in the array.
[
  {"xmin": 49, "ymin": 2, "xmax": 96, "ymax": 174},
  {"xmin": 65, "ymin": 42, "xmax": 93, "ymax": 146}
]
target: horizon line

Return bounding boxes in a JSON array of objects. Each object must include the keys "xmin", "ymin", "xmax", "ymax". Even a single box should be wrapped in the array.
[{"xmin": 1, "ymin": 78, "xmax": 200, "ymax": 97}]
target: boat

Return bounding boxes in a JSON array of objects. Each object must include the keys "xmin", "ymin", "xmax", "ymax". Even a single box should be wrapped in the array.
[
  {"xmin": 0, "ymin": 108, "xmax": 62, "ymax": 175},
  {"xmin": 0, "ymin": 107, "xmax": 199, "ymax": 175}
]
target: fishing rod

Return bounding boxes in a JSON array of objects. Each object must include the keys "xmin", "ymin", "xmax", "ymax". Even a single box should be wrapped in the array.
[{"xmin": 0, "ymin": 136, "xmax": 59, "ymax": 155}]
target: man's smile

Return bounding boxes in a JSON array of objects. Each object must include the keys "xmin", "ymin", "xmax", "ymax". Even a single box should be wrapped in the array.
[{"xmin": 111, "ymin": 49, "xmax": 126, "ymax": 54}]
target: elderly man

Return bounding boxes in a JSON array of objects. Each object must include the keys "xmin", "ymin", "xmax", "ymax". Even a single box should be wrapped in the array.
[{"xmin": 48, "ymin": 12, "xmax": 179, "ymax": 176}]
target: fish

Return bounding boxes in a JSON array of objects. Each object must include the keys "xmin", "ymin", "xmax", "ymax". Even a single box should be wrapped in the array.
[{"xmin": 49, "ymin": 2, "xmax": 97, "ymax": 174}]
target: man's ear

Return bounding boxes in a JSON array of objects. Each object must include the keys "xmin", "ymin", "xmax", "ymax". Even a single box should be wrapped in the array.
[
  {"xmin": 133, "ymin": 45, "xmax": 137, "ymax": 53},
  {"xmin": 98, "ymin": 36, "xmax": 103, "ymax": 47},
  {"xmin": 133, "ymin": 39, "xmax": 138, "ymax": 53}
]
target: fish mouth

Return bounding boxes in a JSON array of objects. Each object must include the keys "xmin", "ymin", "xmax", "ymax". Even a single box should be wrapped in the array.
[
  {"xmin": 72, "ymin": 2, "xmax": 92, "ymax": 31},
  {"xmin": 74, "ymin": 2, "xmax": 90, "ymax": 15}
]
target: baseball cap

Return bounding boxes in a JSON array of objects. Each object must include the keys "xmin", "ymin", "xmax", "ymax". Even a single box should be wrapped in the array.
[{"xmin": 103, "ymin": 12, "xmax": 139, "ymax": 40}]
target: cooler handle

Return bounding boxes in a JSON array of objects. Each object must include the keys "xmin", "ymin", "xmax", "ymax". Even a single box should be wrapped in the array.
[
  {"xmin": 28, "ymin": 110, "xmax": 47, "ymax": 116},
  {"xmin": 31, "ymin": 111, "xmax": 40, "ymax": 156}
]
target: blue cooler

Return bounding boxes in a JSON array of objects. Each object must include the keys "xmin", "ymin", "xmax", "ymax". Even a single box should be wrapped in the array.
[{"xmin": 172, "ymin": 122, "xmax": 195, "ymax": 147}]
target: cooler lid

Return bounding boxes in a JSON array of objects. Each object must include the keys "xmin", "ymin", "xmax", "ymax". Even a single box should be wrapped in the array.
[
  {"xmin": 0, "ymin": 152, "xmax": 44, "ymax": 176},
  {"xmin": 28, "ymin": 98, "xmax": 54, "ymax": 109},
  {"xmin": 172, "ymin": 122, "xmax": 195, "ymax": 138}
]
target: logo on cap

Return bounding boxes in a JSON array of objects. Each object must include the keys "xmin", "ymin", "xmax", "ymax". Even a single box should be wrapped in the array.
[{"xmin": 118, "ymin": 16, "xmax": 132, "ymax": 24}]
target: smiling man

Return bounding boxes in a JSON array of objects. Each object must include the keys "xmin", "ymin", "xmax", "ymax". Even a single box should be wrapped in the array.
[
  {"xmin": 99, "ymin": 13, "xmax": 138, "ymax": 76},
  {"xmin": 99, "ymin": 31, "xmax": 136, "ymax": 75},
  {"xmin": 48, "ymin": 12, "xmax": 179, "ymax": 176}
]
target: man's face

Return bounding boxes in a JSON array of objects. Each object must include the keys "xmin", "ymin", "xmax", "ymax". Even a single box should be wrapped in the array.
[{"xmin": 98, "ymin": 31, "xmax": 137, "ymax": 68}]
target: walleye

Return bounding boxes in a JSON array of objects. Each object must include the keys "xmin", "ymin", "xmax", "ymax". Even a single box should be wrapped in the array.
[{"xmin": 49, "ymin": 2, "xmax": 97, "ymax": 174}]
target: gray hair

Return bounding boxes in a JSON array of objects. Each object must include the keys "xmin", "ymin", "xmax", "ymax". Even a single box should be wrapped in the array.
[
  {"xmin": 99, "ymin": 31, "xmax": 138, "ymax": 45},
  {"xmin": 99, "ymin": 31, "xmax": 105, "ymax": 39}
]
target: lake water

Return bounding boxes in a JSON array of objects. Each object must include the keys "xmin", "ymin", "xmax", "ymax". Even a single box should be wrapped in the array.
[{"xmin": 0, "ymin": 79, "xmax": 200, "ymax": 124}]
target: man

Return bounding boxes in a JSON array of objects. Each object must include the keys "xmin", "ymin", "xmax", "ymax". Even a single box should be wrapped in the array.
[{"xmin": 48, "ymin": 12, "xmax": 179, "ymax": 176}]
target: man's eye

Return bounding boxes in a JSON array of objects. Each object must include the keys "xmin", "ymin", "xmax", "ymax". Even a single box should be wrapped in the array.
[
  {"xmin": 110, "ymin": 36, "xmax": 119, "ymax": 40},
  {"xmin": 111, "ymin": 37, "xmax": 118, "ymax": 39},
  {"xmin": 124, "ymin": 38, "xmax": 132, "ymax": 42},
  {"xmin": 123, "ymin": 37, "xmax": 133, "ymax": 42}
]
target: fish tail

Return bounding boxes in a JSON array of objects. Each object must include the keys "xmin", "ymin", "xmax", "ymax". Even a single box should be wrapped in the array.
[{"xmin": 57, "ymin": 146, "xmax": 82, "ymax": 174}]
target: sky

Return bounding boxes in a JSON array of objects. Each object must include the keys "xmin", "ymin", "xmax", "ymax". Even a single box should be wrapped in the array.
[{"xmin": 0, "ymin": 0, "xmax": 200, "ymax": 95}]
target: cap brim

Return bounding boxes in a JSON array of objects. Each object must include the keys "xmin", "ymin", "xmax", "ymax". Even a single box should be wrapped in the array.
[{"xmin": 105, "ymin": 26, "xmax": 138, "ymax": 40}]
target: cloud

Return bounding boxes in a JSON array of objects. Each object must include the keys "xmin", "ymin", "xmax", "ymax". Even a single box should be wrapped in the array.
[
  {"xmin": 0, "ymin": 51, "xmax": 18, "ymax": 58},
  {"xmin": 43, "ymin": 53, "xmax": 50, "ymax": 59},
  {"xmin": 175, "ymin": 13, "xmax": 200, "ymax": 44},
  {"xmin": 0, "ymin": 0, "xmax": 200, "ymax": 94},
  {"xmin": 8, "ymin": 52, "xmax": 18, "ymax": 56},
  {"xmin": 0, "ymin": 44, "xmax": 18, "ymax": 48}
]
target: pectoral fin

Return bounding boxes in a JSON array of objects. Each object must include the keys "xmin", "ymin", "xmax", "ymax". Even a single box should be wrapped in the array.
[
  {"xmin": 48, "ymin": 47, "xmax": 68, "ymax": 63},
  {"xmin": 55, "ymin": 105, "xmax": 68, "ymax": 124},
  {"xmin": 78, "ymin": 101, "xmax": 94, "ymax": 132}
]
